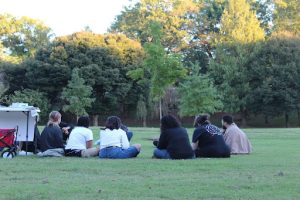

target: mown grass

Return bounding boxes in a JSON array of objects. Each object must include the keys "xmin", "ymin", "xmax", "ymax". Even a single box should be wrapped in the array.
[{"xmin": 0, "ymin": 128, "xmax": 299, "ymax": 200}]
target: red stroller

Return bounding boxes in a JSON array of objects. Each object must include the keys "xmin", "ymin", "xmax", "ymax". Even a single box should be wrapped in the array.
[{"xmin": 0, "ymin": 127, "xmax": 18, "ymax": 158}]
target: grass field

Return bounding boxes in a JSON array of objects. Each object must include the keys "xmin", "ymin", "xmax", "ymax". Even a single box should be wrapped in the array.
[{"xmin": 0, "ymin": 127, "xmax": 299, "ymax": 200}]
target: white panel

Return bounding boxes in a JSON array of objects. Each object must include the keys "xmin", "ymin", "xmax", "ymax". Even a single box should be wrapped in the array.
[{"xmin": 0, "ymin": 111, "xmax": 36, "ymax": 141}]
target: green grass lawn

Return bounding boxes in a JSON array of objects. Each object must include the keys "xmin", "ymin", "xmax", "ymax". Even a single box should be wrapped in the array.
[{"xmin": 0, "ymin": 128, "xmax": 299, "ymax": 200}]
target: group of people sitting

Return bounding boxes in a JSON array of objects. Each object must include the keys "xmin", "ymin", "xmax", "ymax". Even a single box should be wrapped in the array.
[
  {"xmin": 26, "ymin": 111, "xmax": 252, "ymax": 159},
  {"xmin": 153, "ymin": 114, "xmax": 252, "ymax": 159},
  {"xmin": 34, "ymin": 111, "xmax": 140, "ymax": 159}
]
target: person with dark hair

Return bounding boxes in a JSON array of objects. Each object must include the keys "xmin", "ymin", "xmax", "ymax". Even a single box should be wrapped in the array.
[
  {"xmin": 192, "ymin": 114, "xmax": 230, "ymax": 158},
  {"xmin": 222, "ymin": 115, "xmax": 252, "ymax": 154},
  {"xmin": 153, "ymin": 115, "xmax": 194, "ymax": 159},
  {"xmin": 99, "ymin": 116, "xmax": 141, "ymax": 159},
  {"xmin": 59, "ymin": 122, "xmax": 74, "ymax": 143},
  {"xmin": 38, "ymin": 111, "xmax": 65, "ymax": 157},
  {"xmin": 65, "ymin": 116, "xmax": 99, "ymax": 157}
]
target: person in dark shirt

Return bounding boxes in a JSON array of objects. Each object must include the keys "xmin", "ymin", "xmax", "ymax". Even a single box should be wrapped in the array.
[
  {"xmin": 38, "ymin": 111, "xmax": 65, "ymax": 156},
  {"xmin": 153, "ymin": 115, "xmax": 194, "ymax": 159},
  {"xmin": 59, "ymin": 122, "xmax": 74, "ymax": 143},
  {"xmin": 192, "ymin": 114, "xmax": 230, "ymax": 158}
]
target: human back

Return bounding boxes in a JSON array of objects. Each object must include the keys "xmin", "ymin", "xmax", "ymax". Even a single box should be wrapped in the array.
[
  {"xmin": 222, "ymin": 115, "xmax": 252, "ymax": 154},
  {"xmin": 65, "ymin": 126, "xmax": 93, "ymax": 150},
  {"xmin": 192, "ymin": 114, "xmax": 230, "ymax": 158},
  {"xmin": 154, "ymin": 115, "xmax": 194, "ymax": 159},
  {"xmin": 100, "ymin": 128, "xmax": 129, "ymax": 149}
]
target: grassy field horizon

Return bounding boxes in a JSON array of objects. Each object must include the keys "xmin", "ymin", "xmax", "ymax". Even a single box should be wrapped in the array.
[{"xmin": 0, "ymin": 127, "xmax": 299, "ymax": 200}]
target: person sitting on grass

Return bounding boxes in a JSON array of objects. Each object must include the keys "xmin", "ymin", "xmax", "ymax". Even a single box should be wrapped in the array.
[
  {"xmin": 65, "ymin": 116, "xmax": 99, "ymax": 158},
  {"xmin": 192, "ymin": 114, "xmax": 230, "ymax": 158},
  {"xmin": 153, "ymin": 115, "xmax": 194, "ymax": 159},
  {"xmin": 99, "ymin": 116, "xmax": 141, "ymax": 159},
  {"xmin": 222, "ymin": 115, "xmax": 252, "ymax": 154},
  {"xmin": 94, "ymin": 117, "xmax": 133, "ymax": 145},
  {"xmin": 38, "ymin": 111, "xmax": 65, "ymax": 157}
]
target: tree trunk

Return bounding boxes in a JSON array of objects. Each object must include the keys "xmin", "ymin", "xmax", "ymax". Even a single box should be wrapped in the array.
[
  {"xmin": 285, "ymin": 112, "xmax": 289, "ymax": 128},
  {"xmin": 298, "ymin": 110, "xmax": 300, "ymax": 126},
  {"xmin": 143, "ymin": 116, "xmax": 147, "ymax": 127},
  {"xmin": 264, "ymin": 115, "xmax": 269, "ymax": 125},
  {"xmin": 241, "ymin": 112, "xmax": 247, "ymax": 127},
  {"xmin": 93, "ymin": 115, "xmax": 99, "ymax": 126},
  {"xmin": 159, "ymin": 99, "xmax": 162, "ymax": 120}
]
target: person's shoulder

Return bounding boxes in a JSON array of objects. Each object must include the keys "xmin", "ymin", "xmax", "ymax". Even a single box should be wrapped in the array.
[
  {"xmin": 78, "ymin": 127, "xmax": 93, "ymax": 134},
  {"xmin": 177, "ymin": 127, "xmax": 188, "ymax": 133},
  {"xmin": 118, "ymin": 128, "xmax": 127, "ymax": 135},
  {"xmin": 162, "ymin": 127, "xmax": 184, "ymax": 134},
  {"xmin": 193, "ymin": 127, "xmax": 203, "ymax": 135}
]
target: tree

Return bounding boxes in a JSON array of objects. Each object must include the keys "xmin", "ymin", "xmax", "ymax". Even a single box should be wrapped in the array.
[
  {"xmin": 110, "ymin": 0, "xmax": 200, "ymax": 52},
  {"xmin": 209, "ymin": 0, "xmax": 265, "ymax": 126},
  {"xmin": 0, "ymin": 62, "xmax": 27, "ymax": 95},
  {"xmin": 178, "ymin": 63, "xmax": 223, "ymax": 116},
  {"xmin": 129, "ymin": 22, "xmax": 187, "ymax": 119},
  {"xmin": 61, "ymin": 68, "xmax": 95, "ymax": 118},
  {"xmin": 136, "ymin": 95, "xmax": 147, "ymax": 127},
  {"xmin": 0, "ymin": 14, "xmax": 53, "ymax": 60},
  {"xmin": 9, "ymin": 89, "xmax": 50, "ymax": 119},
  {"xmin": 218, "ymin": 0, "xmax": 265, "ymax": 44},
  {"xmin": 23, "ymin": 32, "xmax": 144, "ymax": 117},
  {"xmin": 246, "ymin": 32, "xmax": 300, "ymax": 127},
  {"xmin": 273, "ymin": 0, "xmax": 300, "ymax": 36}
]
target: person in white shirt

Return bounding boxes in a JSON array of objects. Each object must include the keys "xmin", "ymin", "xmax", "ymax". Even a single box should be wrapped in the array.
[
  {"xmin": 99, "ymin": 116, "xmax": 141, "ymax": 159},
  {"xmin": 65, "ymin": 116, "xmax": 99, "ymax": 157}
]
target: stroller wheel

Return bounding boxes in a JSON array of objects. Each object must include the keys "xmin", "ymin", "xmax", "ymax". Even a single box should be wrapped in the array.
[{"xmin": 1, "ymin": 150, "xmax": 15, "ymax": 159}]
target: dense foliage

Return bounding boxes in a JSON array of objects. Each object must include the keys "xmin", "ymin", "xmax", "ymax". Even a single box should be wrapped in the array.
[{"xmin": 0, "ymin": 0, "xmax": 299, "ymax": 126}]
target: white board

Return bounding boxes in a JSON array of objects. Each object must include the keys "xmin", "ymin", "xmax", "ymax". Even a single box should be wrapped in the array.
[{"xmin": 0, "ymin": 111, "xmax": 36, "ymax": 141}]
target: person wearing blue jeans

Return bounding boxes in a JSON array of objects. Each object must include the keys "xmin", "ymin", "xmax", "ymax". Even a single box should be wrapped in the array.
[
  {"xmin": 99, "ymin": 116, "xmax": 141, "ymax": 159},
  {"xmin": 153, "ymin": 148, "xmax": 171, "ymax": 159},
  {"xmin": 153, "ymin": 115, "xmax": 195, "ymax": 159}
]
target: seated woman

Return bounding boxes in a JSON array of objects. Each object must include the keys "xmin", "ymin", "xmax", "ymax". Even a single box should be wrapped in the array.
[
  {"xmin": 192, "ymin": 114, "xmax": 230, "ymax": 158},
  {"xmin": 65, "ymin": 116, "xmax": 99, "ymax": 157},
  {"xmin": 153, "ymin": 115, "xmax": 194, "ymax": 159},
  {"xmin": 94, "ymin": 118, "xmax": 133, "ymax": 145},
  {"xmin": 38, "ymin": 111, "xmax": 65, "ymax": 157},
  {"xmin": 99, "ymin": 116, "xmax": 141, "ymax": 159},
  {"xmin": 222, "ymin": 115, "xmax": 252, "ymax": 154}
]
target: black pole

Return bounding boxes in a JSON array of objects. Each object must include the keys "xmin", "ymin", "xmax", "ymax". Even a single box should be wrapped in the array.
[{"xmin": 26, "ymin": 111, "xmax": 29, "ymax": 155}]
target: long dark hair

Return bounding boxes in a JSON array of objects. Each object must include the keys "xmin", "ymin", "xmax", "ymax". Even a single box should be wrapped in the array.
[
  {"xmin": 160, "ymin": 115, "xmax": 181, "ymax": 132},
  {"xmin": 194, "ymin": 114, "xmax": 210, "ymax": 127},
  {"xmin": 105, "ymin": 116, "xmax": 121, "ymax": 130}
]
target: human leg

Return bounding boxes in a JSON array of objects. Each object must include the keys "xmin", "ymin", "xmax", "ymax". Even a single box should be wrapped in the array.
[
  {"xmin": 81, "ymin": 147, "xmax": 100, "ymax": 157},
  {"xmin": 153, "ymin": 148, "xmax": 171, "ymax": 159}
]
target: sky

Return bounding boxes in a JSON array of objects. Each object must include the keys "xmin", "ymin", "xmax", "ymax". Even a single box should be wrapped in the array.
[{"xmin": 0, "ymin": 0, "xmax": 136, "ymax": 36}]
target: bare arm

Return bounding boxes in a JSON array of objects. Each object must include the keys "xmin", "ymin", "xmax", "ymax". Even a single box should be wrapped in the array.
[
  {"xmin": 86, "ymin": 140, "xmax": 93, "ymax": 149},
  {"xmin": 192, "ymin": 142, "xmax": 198, "ymax": 151}
]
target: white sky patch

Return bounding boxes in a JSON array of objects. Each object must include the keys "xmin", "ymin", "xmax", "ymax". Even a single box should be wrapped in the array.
[{"xmin": 0, "ymin": 0, "xmax": 135, "ymax": 36}]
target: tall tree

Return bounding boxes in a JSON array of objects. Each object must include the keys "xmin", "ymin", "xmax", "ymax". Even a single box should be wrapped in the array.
[
  {"xmin": 209, "ymin": 0, "xmax": 265, "ymax": 125},
  {"xmin": 273, "ymin": 0, "xmax": 300, "ymax": 36},
  {"xmin": 246, "ymin": 32, "xmax": 300, "ymax": 127},
  {"xmin": 128, "ymin": 22, "xmax": 186, "ymax": 119},
  {"xmin": 110, "ymin": 0, "xmax": 200, "ymax": 52},
  {"xmin": 0, "ymin": 14, "xmax": 53, "ymax": 60},
  {"xmin": 136, "ymin": 95, "xmax": 148, "ymax": 127},
  {"xmin": 23, "ymin": 32, "xmax": 144, "ymax": 118},
  {"xmin": 178, "ymin": 63, "xmax": 223, "ymax": 117},
  {"xmin": 61, "ymin": 68, "xmax": 95, "ymax": 118}
]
